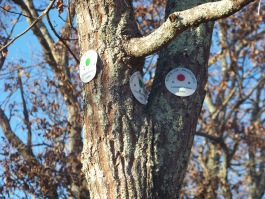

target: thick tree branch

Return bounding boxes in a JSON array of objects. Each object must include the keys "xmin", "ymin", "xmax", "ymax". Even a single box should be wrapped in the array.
[
  {"xmin": 124, "ymin": 0, "xmax": 255, "ymax": 57},
  {"xmin": 12, "ymin": 0, "xmax": 78, "ymax": 105},
  {"xmin": 68, "ymin": 0, "xmax": 78, "ymax": 33},
  {"xmin": 205, "ymin": 92, "xmax": 216, "ymax": 114},
  {"xmin": 11, "ymin": 0, "xmax": 57, "ymax": 69},
  {"xmin": 17, "ymin": 71, "xmax": 32, "ymax": 154},
  {"xmin": 0, "ymin": 108, "xmax": 34, "ymax": 162},
  {"xmin": 0, "ymin": 108, "xmax": 60, "ymax": 198},
  {"xmin": 24, "ymin": 0, "xmax": 55, "ymax": 51}
]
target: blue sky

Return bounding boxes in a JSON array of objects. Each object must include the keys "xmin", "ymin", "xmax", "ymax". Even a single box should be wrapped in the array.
[{"xmin": 0, "ymin": 3, "xmax": 70, "ymax": 197}]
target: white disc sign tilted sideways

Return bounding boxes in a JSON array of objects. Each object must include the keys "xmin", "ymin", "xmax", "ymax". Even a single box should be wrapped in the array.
[
  {"xmin": 79, "ymin": 50, "xmax": 98, "ymax": 83},
  {"xmin": 165, "ymin": 67, "xmax": 197, "ymax": 97},
  {"xmin": 130, "ymin": 71, "xmax": 147, "ymax": 104}
]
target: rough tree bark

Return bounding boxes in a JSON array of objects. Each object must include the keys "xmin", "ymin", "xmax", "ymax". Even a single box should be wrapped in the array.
[{"xmin": 75, "ymin": 0, "xmax": 254, "ymax": 198}]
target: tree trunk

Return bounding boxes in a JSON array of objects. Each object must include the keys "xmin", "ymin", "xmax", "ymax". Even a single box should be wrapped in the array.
[
  {"xmin": 146, "ymin": 1, "xmax": 213, "ymax": 197},
  {"xmin": 75, "ymin": 0, "xmax": 251, "ymax": 198},
  {"xmin": 76, "ymin": 1, "xmax": 152, "ymax": 198}
]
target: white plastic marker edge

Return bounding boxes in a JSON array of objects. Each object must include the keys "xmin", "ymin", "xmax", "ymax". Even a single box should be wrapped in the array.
[
  {"xmin": 79, "ymin": 50, "xmax": 98, "ymax": 83},
  {"xmin": 165, "ymin": 67, "xmax": 197, "ymax": 97},
  {"xmin": 130, "ymin": 71, "xmax": 147, "ymax": 104}
]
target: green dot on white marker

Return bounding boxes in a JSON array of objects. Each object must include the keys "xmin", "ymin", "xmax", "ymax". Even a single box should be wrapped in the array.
[
  {"xmin": 86, "ymin": 58, "xmax": 91, "ymax": 66},
  {"xmin": 80, "ymin": 50, "xmax": 98, "ymax": 83},
  {"xmin": 138, "ymin": 79, "xmax": 143, "ymax": 88}
]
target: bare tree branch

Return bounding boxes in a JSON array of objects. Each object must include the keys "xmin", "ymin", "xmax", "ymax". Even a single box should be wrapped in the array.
[
  {"xmin": 0, "ymin": 108, "xmax": 34, "ymax": 162},
  {"xmin": 196, "ymin": 131, "xmax": 229, "ymax": 155},
  {"xmin": 0, "ymin": 14, "xmax": 22, "ymax": 70},
  {"xmin": 12, "ymin": 0, "xmax": 78, "ymax": 106},
  {"xmin": 0, "ymin": 0, "xmax": 56, "ymax": 52},
  {"xmin": 205, "ymin": 91, "xmax": 216, "ymax": 114},
  {"xmin": 46, "ymin": 10, "xmax": 79, "ymax": 63},
  {"xmin": 17, "ymin": 70, "xmax": 32, "ymax": 154},
  {"xmin": 212, "ymin": 87, "xmax": 236, "ymax": 119},
  {"xmin": 225, "ymin": 76, "xmax": 265, "ymax": 122},
  {"xmin": 0, "ymin": 5, "xmax": 35, "ymax": 19},
  {"xmin": 124, "ymin": 0, "xmax": 255, "ymax": 57},
  {"xmin": 68, "ymin": 0, "xmax": 77, "ymax": 33}
]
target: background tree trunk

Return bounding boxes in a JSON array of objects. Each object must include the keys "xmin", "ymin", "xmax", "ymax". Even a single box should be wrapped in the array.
[{"xmin": 6, "ymin": 1, "xmax": 89, "ymax": 198}]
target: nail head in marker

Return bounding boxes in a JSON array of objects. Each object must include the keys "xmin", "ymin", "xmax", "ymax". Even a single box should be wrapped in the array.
[
  {"xmin": 165, "ymin": 67, "xmax": 197, "ymax": 97},
  {"xmin": 130, "ymin": 71, "xmax": 147, "ymax": 104},
  {"xmin": 79, "ymin": 50, "xmax": 98, "ymax": 83}
]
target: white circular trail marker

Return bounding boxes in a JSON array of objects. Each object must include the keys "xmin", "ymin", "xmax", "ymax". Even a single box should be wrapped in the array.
[
  {"xmin": 79, "ymin": 50, "xmax": 98, "ymax": 83},
  {"xmin": 130, "ymin": 72, "xmax": 147, "ymax": 104},
  {"xmin": 165, "ymin": 67, "xmax": 197, "ymax": 97}
]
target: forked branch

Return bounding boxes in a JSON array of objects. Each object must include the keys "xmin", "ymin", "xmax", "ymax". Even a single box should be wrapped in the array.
[
  {"xmin": 0, "ymin": 0, "xmax": 56, "ymax": 52},
  {"xmin": 0, "ymin": 108, "xmax": 34, "ymax": 162},
  {"xmin": 124, "ymin": 0, "xmax": 255, "ymax": 57}
]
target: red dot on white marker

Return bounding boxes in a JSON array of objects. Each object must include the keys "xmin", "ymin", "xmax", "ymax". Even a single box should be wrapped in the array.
[{"xmin": 177, "ymin": 74, "xmax": 185, "ymax": 81}]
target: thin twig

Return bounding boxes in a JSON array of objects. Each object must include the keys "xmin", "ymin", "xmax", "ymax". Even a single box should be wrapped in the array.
[
  {"xmin": 0, "ymin": 5, "xmax": 35, "ymax": 19},
  {"xmin": 196, "ymin": 131, "xmax": 230, "ymax": 155},
  {"xmin": 0, "ymin": 14, "xmax": 22, "ymax": 70},
  {"xmin": 46, "ymin": 9, "xmax": 79, "ymax": 63},
  {"xmin": 7, "ymin": 14, "xmax": 23, "ymax": 40},
  {"xmin": 0, "ymin": 0, "xmax": 56, "ymax": 52}
]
